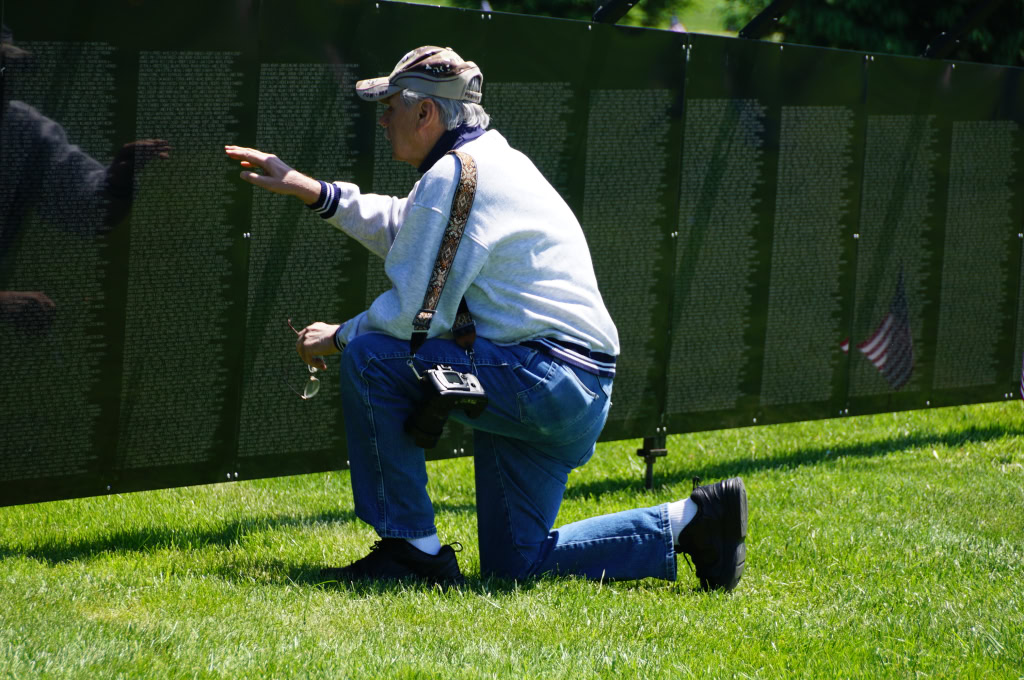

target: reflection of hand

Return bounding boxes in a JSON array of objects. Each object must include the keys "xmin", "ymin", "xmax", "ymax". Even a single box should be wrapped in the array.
[
  {"xmin": 0, "ymin": 291, "xmax": 57, "ymax": 334},
  {"xmin": 107, "ymin": 139, "xmax": 171, "ymax": 196},
  {"xmin": 224, "ymin": 145, "xmax": 321, "ymax": 205},
  {"xmin": 294, "ymin": 322, "xmax": 341, "ymax": 370},
  {"xmin": 122, "ymin": 138, "xmax": 172, "ymax": 167}
]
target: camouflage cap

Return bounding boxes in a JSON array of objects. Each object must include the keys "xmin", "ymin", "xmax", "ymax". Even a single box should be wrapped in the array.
[{"xmin": 355, "ymin": 46, "xmax": 483, "ymax": 103}]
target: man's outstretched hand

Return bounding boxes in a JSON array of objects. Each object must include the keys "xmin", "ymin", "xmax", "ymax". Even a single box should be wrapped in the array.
[{"xmin": 224, "ymin": 146, "xmax": 321, "ymax": 205}]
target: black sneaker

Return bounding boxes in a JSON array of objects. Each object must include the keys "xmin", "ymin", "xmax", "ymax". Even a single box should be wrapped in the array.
[
  {"xmin": 319, "ymin": 538, "xmax": 465, "ymax": 586},
  {"xmin": 676, "ymin": 477, "xmax": 747, "ymax": 592}
]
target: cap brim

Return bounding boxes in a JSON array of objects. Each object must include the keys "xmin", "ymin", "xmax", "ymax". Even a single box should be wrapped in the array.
[{"xmin": 355, "ymin": 77, "xmax": 402, "ymax": 101}]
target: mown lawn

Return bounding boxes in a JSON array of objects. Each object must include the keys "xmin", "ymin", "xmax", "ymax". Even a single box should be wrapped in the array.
[{"xmin": 1, "ymin": 401, "xmax": 1022, "ymax": 679}]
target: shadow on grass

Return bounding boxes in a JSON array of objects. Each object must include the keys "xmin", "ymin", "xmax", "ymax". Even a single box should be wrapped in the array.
[
  {"xmin": 210, "ymin": 551, "xmax": 689, "ymax": 595},
  {"xmin": 282, "ymin": 567, "xmax": 543, "ymax": 595},
  {"xmin": 274, "ymin": 566, "xmax": 683, "ymax": 596},
  {"xmin": 567, "ymin": 423, "xmax": 1024, "ymax": 500},
  {"xmin": 0, "ymin": 501, "xmax": 475, "ymax": 564}
]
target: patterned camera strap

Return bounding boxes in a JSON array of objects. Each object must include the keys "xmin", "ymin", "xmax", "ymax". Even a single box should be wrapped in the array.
[{"xmin": 410, "ymin": 149, "xmax": 478, "ymax": 356}]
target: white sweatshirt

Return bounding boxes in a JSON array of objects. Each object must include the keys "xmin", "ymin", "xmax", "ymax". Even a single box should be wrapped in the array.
[{"xmin": 314, "ymin": 129, "xmax": 619, "ymax": 369}]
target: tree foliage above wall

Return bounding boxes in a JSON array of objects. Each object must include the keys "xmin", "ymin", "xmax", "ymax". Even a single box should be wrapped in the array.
[
  {"xmin": 448, "ymin": 0, "xmax": 695, "ymax": 29},
  {"xmin": 722, "ymin": 0, "xmax": 1024, "ymax": 66}
]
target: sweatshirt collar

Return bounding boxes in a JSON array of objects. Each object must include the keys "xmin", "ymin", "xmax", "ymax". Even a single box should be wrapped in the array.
[{"xmin": 418, "ymin": 124, "xmax": 486, "ymax": 174}]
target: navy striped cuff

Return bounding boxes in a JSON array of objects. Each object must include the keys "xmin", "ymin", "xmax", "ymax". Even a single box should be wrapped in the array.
[
  {"xmin": 521, "ymin": 338, "xmax": 616, "ymax": 378},
  {"xmin": 333, "ymin": 325, "xmax": 346, "ymax": 352},
  {"xmin": 308, "ymin": 180, "xmax": 340, "ymax": 219}
]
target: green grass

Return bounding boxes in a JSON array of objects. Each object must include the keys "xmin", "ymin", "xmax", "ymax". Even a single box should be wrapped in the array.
[{"xmin": 2, "ymin": 402, "xmax": 1023, "ymax": 679}]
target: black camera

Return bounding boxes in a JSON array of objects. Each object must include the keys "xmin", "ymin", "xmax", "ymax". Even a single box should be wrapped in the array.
[{"xmin": 404, "ymin": 365, "xmax": 488, "ymax": 449}]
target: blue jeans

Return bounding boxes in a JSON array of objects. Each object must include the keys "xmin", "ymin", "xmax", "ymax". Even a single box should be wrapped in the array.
[{"xmin": 339, "ymin": 333, "xmax": 677, "ymax": 581}]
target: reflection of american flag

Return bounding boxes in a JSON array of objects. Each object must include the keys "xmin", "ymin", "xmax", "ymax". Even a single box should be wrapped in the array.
[{"xmin": 858, "ymin": 270, "xmax": 914, "ymax": 390}]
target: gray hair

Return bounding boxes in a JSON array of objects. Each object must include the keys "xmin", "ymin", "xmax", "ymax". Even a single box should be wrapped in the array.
[{"xmin": 400, "ymin": 88, "xmax": 490, "ymax": 131}]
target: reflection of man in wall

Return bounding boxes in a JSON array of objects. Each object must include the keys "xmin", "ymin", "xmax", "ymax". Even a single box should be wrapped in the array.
[
  {"xmin": 0, "ymin": 24, "xmax": 168, "ymax": 333},
  {"xmin": 226, "ymin": 46, "xmax": 748, "ymax": 590}
]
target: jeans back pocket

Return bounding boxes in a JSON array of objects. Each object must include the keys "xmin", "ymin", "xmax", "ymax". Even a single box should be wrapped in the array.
[{"xmin": 516, "ymin": 359, "xmax": 600, "ymax": 440}]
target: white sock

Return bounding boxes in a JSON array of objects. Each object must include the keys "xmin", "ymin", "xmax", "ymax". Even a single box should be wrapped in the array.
[
  {"xmin": 406, "ymin": 534, "xmax": 441, "ymax": 556},
  {"xmin": 668, "ymin": 498, "xmax": 699, "ymax": 545}
]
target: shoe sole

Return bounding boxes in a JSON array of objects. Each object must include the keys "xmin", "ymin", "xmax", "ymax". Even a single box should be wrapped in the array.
[
  {"xmin": 727, "ymin": 477, "xmax": 748, "ymax": 540},
  {"xmin": 727, "ymin": 545, "xmax": 746, "ymax": 591},
  {"xmin": 716, "ymin": 477, "xmax": 747, "ymax": 592}
]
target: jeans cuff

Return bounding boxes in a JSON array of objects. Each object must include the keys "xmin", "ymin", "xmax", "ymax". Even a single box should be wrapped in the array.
[{"xmin": 659, "ymin": 502, "xmax": 678, "ymax": 581}]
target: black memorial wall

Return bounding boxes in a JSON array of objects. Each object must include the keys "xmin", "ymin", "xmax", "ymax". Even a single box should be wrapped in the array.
[{"xmin": 2, "ymin": 0, "xmax": 1022, "ymax": 506}]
